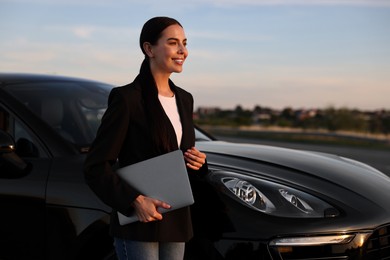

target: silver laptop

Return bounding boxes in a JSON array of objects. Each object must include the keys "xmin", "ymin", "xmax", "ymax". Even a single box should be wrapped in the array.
[{"xmin": 116, "ymin": 150, "xmax": 194, "ymax": 225}]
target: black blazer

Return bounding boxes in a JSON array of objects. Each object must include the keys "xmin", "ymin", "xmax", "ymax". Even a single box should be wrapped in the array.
[{"xmin": 84, "ymin": 76, "xmax": 199, "ymax": 242}]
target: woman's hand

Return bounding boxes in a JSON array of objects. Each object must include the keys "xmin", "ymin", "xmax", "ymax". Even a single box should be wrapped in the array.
[
  {"xmin": 184, "ymin": 147, "xmax": 206, "ymax": 170},
  {"xmin": 132, "ymin": 195, "xmax": 171, "ymax": 223}
]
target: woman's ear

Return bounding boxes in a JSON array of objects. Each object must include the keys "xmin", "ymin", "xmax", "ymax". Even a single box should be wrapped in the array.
[{"xmin": 143, "ymin": 42, "xmax": 154, "ymax": 58}]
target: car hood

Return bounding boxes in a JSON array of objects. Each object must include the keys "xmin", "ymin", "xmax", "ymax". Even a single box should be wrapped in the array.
[{"xmin": 197, "ymin": 140, "xmax": 390, "ymax": 214}]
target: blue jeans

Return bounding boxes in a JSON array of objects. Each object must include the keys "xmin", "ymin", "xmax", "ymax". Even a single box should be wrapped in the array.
[{"xmin": 114, "ymin": 238, "xmax": 185, "ymax": 260}]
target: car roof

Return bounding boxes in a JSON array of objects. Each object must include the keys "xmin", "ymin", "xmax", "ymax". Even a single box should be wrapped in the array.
[{"xmin": 0, "ymin": 72, "xmax": 105, "ymax": 86}]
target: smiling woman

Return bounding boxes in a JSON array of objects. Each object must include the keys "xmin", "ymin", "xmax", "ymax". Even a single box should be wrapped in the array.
[{"xmin": 83, "ymin": 16, "xmax": 207, "ymax": 260}]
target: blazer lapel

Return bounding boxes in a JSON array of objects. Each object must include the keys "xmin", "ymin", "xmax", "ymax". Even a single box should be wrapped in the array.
[{"xmin": 174, "ymin": 90, "xmax": 194, "ymax": 150}]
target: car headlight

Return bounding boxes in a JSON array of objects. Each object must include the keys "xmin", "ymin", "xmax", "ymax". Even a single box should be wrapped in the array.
[
  {"xmin": 217, "ymin": 171, "xmax": 339, "ymax": 218},
  {"xmin": 222, "ymin": 177, "xmax": 276, "ymax": 214}
]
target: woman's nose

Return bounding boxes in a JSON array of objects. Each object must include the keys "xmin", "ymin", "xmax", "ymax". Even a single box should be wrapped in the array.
[{"xmin": 178, "ymin": 44, "xmax": 186, "ymax": 54}]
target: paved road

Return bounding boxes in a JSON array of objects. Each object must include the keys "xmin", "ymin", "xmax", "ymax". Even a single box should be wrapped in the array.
[{"xmin": 215, "ymin": 135, "xmax": 390, "ymax": 177}]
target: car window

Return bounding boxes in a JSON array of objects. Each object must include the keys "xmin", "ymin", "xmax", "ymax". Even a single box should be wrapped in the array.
[
  {"xmin": 195, "ymin": 127, "xmax": 213, "ymax": 141},
  {"xmin": 4, "ymin": 81, "xmax": 112, "ymax": 146}
]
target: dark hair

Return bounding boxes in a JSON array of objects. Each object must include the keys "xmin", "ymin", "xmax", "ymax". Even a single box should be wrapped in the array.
[
  {"xmin": 139, "ymin": 17, "xmax": 183, "ymax": 153},
  {"xmin": 139, "ymin": 16, "xmax": 182, "ymax": 56}
]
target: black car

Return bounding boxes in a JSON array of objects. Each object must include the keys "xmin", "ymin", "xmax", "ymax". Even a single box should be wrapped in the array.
[{"xmin": 1, "ymin": 73, "xmax": 389, "ymax": 260}]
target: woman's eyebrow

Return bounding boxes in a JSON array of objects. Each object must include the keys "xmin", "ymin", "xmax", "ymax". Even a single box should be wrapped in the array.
[{"xmin": 167, "ymin": 37, "xmax": 187, "ymax": 42}]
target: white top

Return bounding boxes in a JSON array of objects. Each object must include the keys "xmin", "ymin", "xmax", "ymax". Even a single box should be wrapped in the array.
[{"xmin": 158, "ymin": 94, "xmax": 182, "ymax": 147}]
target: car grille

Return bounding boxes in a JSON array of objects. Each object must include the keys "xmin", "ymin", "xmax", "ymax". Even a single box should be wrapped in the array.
[{"xmin": 365, "ymin": 224, "xmax": 390, "ymax": 260}]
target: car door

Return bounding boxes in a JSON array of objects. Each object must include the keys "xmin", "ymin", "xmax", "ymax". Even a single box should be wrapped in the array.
[{"xmin": 0, "ymin": 105, "xmax": 51, "ymax": 259}]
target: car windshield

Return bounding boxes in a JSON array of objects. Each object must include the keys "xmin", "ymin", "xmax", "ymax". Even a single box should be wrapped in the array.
[{"xmin": 5, "ymin": 80, "xmax": 113, "ymax": 146}]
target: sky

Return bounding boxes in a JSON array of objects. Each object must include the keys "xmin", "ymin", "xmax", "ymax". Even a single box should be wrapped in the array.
[{"xmin": 1, "ymin": 0, "xmax": 390, "ymax": 111}]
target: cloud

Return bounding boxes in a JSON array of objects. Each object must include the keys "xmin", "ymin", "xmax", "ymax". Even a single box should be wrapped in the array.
[
  {"xmin": 1, "ymin": 0, "xmax": 389, "ymax": 111},
  {"xmin": 43, "ymin": 24, "xmax": 139, "ymax": 40},
  {"xmin": 72, "ymin": 27, "xmax": 96, "ymax": 39},
  {"xmin": 189, "ymin": 30, "xmax": 273, "ymax": 43},
  {"xmin": 0, "ymin": 37, "xmax": 142, "ymax": 83}
]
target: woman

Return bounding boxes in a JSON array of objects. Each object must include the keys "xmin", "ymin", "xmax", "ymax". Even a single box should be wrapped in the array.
[{"xmin": 84, "ymin": 17, "xmax": 207, "ymax": 260}]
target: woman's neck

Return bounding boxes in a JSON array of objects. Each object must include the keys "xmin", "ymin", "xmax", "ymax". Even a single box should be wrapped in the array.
[{"xmin": 152, "ymin": 69, "xmax": 173, "ymax": 97}]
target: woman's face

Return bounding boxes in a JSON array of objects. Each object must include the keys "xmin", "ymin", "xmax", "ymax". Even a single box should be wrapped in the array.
[{"xmin": 149, "ymin": 24, "xmax": 188, "ymax": 75}]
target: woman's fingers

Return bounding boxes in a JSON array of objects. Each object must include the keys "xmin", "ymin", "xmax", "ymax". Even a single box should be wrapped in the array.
[
  {"xmin": 184, "ymin": 147, "xmax": 206, "ymax": 170},
  {"xmin": 154, "ymin": 199, "xmax": 171, "ymax": 210},
  {"xmin": 132, "ymin": 195, "xmax": 171, "ymax": 222}
]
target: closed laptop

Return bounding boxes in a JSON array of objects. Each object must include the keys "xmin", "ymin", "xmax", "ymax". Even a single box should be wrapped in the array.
[{"xmin": 116, "ymin": 150, "xmax": 194, "ymax": 225}]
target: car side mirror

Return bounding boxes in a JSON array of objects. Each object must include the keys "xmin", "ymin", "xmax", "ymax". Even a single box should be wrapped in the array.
[
  {"xmin": 0, "ymin": 130, "xmax": 31, "ymax": 178},
  {"xmin": 0, "ymin": 130, "xmax": 16, "ymax": 154}
]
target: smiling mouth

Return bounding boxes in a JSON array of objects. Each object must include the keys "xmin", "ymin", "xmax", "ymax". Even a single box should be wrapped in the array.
[{"xmin": 173, "ymin": 59, "xmax": 184, "ymax": 65}]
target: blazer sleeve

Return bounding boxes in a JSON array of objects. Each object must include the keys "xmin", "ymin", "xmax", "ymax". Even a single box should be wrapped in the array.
[{"xmin": 83, "ymin": 87, "xmax": 139, "ymax": 215}]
